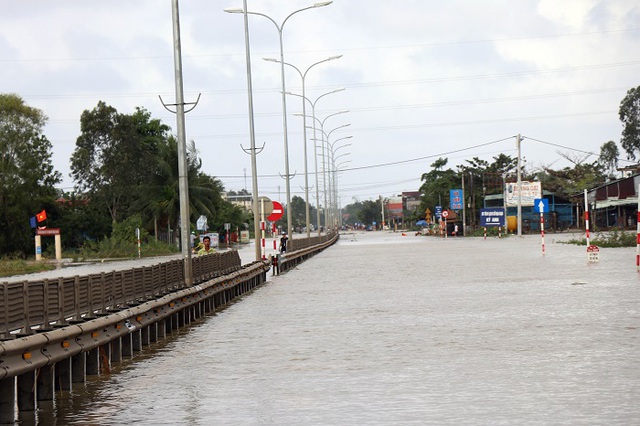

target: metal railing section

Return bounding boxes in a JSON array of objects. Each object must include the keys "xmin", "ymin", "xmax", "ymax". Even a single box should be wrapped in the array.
[
  {"xmin": 0, "ymin": 250, "xmax": 242, "ymax": 338},
  {"xmin": 0, "ymin": 260, "xmax": 270, "ymax": 381}
]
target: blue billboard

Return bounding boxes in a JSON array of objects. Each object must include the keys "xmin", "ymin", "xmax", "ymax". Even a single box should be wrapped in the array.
[
  {"xmin": 480, "ymin": 208, "xmax": 505, "ymax": 227},
  {"xmin": 450, "ymin": 189, "xmax": 463, "ymax": 210}
]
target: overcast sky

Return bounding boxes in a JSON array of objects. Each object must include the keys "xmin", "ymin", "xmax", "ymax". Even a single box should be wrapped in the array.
[{"xmin": 3, "ymin": 0, "xmax": 639, "ymax": 207}]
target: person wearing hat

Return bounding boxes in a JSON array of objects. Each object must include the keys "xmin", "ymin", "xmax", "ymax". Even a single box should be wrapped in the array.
[{"xmin": 190, "ymin": 232, "xmax": 197, "ymax": 251}]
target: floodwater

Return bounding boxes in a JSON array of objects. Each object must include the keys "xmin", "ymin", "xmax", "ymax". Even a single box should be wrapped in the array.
[{"xmin": 21, "ymin": 231, "xmax": 640, "ymax": 425}]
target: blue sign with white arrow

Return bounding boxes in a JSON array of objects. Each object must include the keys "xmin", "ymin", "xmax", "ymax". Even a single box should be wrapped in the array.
[{"xmin": 533, "ymin": 198, "xmax": 549, "ymax": 213}]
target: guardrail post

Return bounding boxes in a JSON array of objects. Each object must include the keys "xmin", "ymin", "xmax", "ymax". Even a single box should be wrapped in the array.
[
  {"xmin": 0, "ymin": 377, "xmax": 16, "ymax": 423},
  {"xmin": 87, "ymin": 275, "xmax": 96, "ymax": 319},
  {"xmin": 55, "ymin": 357, "xmax": 72, "ymax": 391},
  {"xmin": 72, "ymin": 352, "xmax": 87, "ymax": 382},
  {"xmin": 20, "ymin": 281, "xmax": 32, "ymax": 335},
  {"xmin": 157, "ymin": 319, "xmax": 166, "ymax": 339},
  {"xmin": 122, "ymin": 333, "xmax": 133, "ymax": 359},
  {"xmin": 42, "ymin": 279, "xmax": 51, "ymax": 331},
  {"xmin": 132, "ymin": 330, "xmax": 142, "ymax": 352},
  {"xmin": 37, "ymin": 366, "xmax": 54, "ymax": 402},
  {"xmin": 57, "ymin": 278, "xmax": 66, "ymax": 326},
  {"xmin": 1, "ymin": 282, "xmax": 9, "ymax": 338},
  {"xmin": 149, "ymin": 323, "xmax": 158, "ymax": 343},
  {"xmin": 17, "ymin": 371, "xmax": 36, "ymax": 411},
  {"xmin": 111, "ymin": 337, "xmax": 122, "ymax": 363},
  {"xmin": 86, "ymin": 348, "xmax": 98, "ymax": 376},
  {"xmin": 73, "ymin": 276, "xmax": 81, "ymax": 322},
  {"xmin": 141, "ymin": 326, "xmax": 150, "ymax": 347}
]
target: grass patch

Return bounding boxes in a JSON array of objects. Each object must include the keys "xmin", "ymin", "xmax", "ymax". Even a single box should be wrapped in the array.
[
  {"xmin": 77, "ymin": 237, "xmax": 179, "ymax": 260},
  {"xmin": 0, "ymin": 258, "xmax": 56, "ymax": 278},
  {"xmin": 561, "ymin": 229, "xmax": 635, "ymax": 248}
]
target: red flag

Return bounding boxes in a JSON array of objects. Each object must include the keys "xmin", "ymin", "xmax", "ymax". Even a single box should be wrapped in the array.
[{"xmin": 36, "ymin": 210, "xmax": 47, "ymax": 222}]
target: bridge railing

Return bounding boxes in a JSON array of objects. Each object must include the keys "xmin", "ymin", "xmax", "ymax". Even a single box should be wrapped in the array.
[
  {"xmin": 274, "ymin": 232, "xmax": 339, "ymax": 274},
  {"xmin": 287, "ymin": 231, "xmax": 337, "ymax": 252},
  {"xmin": 0, "ymin": 250, "xmax": 242, "ymax": 339}
]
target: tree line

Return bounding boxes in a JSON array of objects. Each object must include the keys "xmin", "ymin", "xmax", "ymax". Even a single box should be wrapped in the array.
[
  {"xmin": 1, "ymin": 95, "xmax": 249, "ymax": 258},
  {"xmin": 340, "ymin": 85, "xmax": 640, "ymax": 228},
  {"xmin": 2, "ymin": 85, "xmax": 639, "ymax": 255}
]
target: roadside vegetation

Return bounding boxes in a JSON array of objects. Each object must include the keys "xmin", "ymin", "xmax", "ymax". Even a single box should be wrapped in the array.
[
  {"xmin": 562, "ymin": 229, "xmax": 636, "ymax": 248},
  {"xmin": 0, "ymin": 258, "xmax": 57, "ymax": 278}
]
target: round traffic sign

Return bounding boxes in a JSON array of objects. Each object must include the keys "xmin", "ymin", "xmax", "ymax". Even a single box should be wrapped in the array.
[
  {"xmin": 442, "ymin": 210, "xmax": 449, "ymax": 218},
  {"xmin": 258, "ymin": 196, "xmax": 273, "ymax": 216},
  {"xmin": 267, "ymin": 201, "xmax": 284, "ymax": 222}
]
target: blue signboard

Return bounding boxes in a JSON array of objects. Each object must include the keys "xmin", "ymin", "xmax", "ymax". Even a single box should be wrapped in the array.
[
  {"xmin": 533, "ymin": 198, "xmax": 549, "ymax": 213},
  {"xmin": 435, "ymin": 205, "xmax": 442, "ymax": 218},
  {"xmin": 450, "ymin": 189, "xmax": 463, "ymax": 210},
  {"xmin": 480, "ymin": 208, "xmax": 505, "ymax": 227}
]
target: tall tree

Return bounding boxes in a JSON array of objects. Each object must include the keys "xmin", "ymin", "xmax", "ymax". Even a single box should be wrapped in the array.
[
  {"xmin": 357, "ymin": 199, "xmax": 381, "ymax": 226},
  {"xmin": 598, "ymin": 140, "xmax": 620, "ymax": 178},
  {"xmin": 619, "ymin": 85, "xmax": 640, "ymax": 160},
  {"xmin": 0, "ymin": 93, "xmax": 61, "ymax": 256},
  {"xmin": 288, "ymin": 195, "xmax": 307, "ymax": 230},
  {"xmin": 135, "ymin": 138, "xmax": 225, "ymax": 239},
  {"xmin": 71, "ymin": 102, "xmax": 169, "ymax": 223},
  {"xmin": 419, "ymin": 158, "xmax": 458, "ymax": 212}
]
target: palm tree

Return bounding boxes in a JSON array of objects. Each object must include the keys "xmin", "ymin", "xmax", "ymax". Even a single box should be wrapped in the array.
[{"xmin": 135, "ymin": 137, "xmax": 224, "ymax": 240}]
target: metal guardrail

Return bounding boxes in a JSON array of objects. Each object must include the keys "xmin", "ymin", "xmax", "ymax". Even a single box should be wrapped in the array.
[
  {"xmin": 0, "ymin": 250, "xmax": 242, "ymax": 338},
  {"xmin": 0, "ymin": 260, "xmax": 270, "ymax": 382},
  {"xmin": 274, "ymin": 232, "xmax": 339, "ymax": 274},
  {"xmin": 287, "ymin": 231, "xmax": 337, "ymax": 252}
]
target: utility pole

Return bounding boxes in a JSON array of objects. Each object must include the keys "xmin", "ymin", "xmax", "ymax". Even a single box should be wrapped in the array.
[
  {"xmin": 170, "ymin": 0, "xmax": 192, "ymax": 285},
  {"xmin": 380, "ymin": 195, "xmax": 385, "ymax": 230},
  {"xmin": 516, "ymin": 133, "xmax": 522, "ymax": 237},
  {"xmin": 461, "ymin": 171, "xmax": 466, "ymax": 236}
]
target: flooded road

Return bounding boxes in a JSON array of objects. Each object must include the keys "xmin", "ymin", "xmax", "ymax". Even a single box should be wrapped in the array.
[{"xmin": 25, "ymin": 231, "xmax": 640, "ymax": 425}]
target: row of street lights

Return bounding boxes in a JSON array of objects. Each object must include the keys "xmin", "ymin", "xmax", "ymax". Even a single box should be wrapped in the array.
[{"xmin": 225, "ymin": 2, "xmax": 352, "ymax": 255}]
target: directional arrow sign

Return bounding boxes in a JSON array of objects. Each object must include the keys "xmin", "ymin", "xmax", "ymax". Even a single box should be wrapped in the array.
[
  {"xmin": 267, "ymin": 201, "xmax": 284, "ymax": 222},
  {"xmin": 534, "ymin": 198, "xmax": 549, "ymax": 213}
]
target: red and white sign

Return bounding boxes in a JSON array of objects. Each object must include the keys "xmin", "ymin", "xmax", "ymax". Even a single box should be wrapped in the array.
[
  {"xmin": 36, "ymin": 228, "xmax": 60, "ymax": 236},
  {"xmin": 441, "ymin": 210, "xmax": 449, "ymax": 219},
  {"xmin": 267, "ymin": 201, "xmax": 284, "ymax": 222},
  {"xmin": 587, "ymin": 245, "xmax": 600, "ymax": 263}
]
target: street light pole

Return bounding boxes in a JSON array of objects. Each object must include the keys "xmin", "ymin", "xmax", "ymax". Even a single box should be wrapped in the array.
[
  {"xmin": 289, "ymin": 89, "xmax": 345, "ymax": 235},
  {"xmin": 324, "ymin": 125, "xmax": 350, "ymax": 229},
  {"xmin": 327, "ymin": 138, "xmax": 352, "ymax": 228},
  {"xmin": 225, "ymin": 2, "xmax": 333, "ymax": 238},
  {"xmin": 237, "ymin": 0, "xmax": 261, "ymax": 261},
  {"xmin": 312, "ymin": 115, "xmax": 350, "ymax": 230},
  {"xmin": 267, "ymin": 55, "xmax": 342, "ymax": 239}
]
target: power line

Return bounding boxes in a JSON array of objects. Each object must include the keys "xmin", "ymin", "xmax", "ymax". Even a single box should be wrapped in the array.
[{"xmin": 524, "ymin": 136, "xmax": 636, "ymax": 164}]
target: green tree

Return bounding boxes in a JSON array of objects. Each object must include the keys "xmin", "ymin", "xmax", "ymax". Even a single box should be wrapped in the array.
[
  {"xmin": 419, "ymin": 158, "xmax": 459, "ymax": 213},
  {"xmin": 71, "ymin": 102, "xmax": 169, "ymax": 223},
  {"xmin": 358, "ymin": 199, "xmax": 381, "ymax": 226},
  {"xmin": 0, "ymin": 94, "xmax": 61, "ymax": 256},
  {"xmin": 135, "ymin": 138, "xmax": 225, "ymax": 241},
  {"xmin": 598, "ymin": 140, "xmax": 620, "ymax": 178},
  {"xmin": 538, "ymin": 162, "xmax": 606, "ymax": 198},
  {"xmin": 288, "ymin": 195, "xmax": 307, "ymax": 230},
  {"xmin": 619, "ymin": 85, "xmax": 640, "ymax": 160}
]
